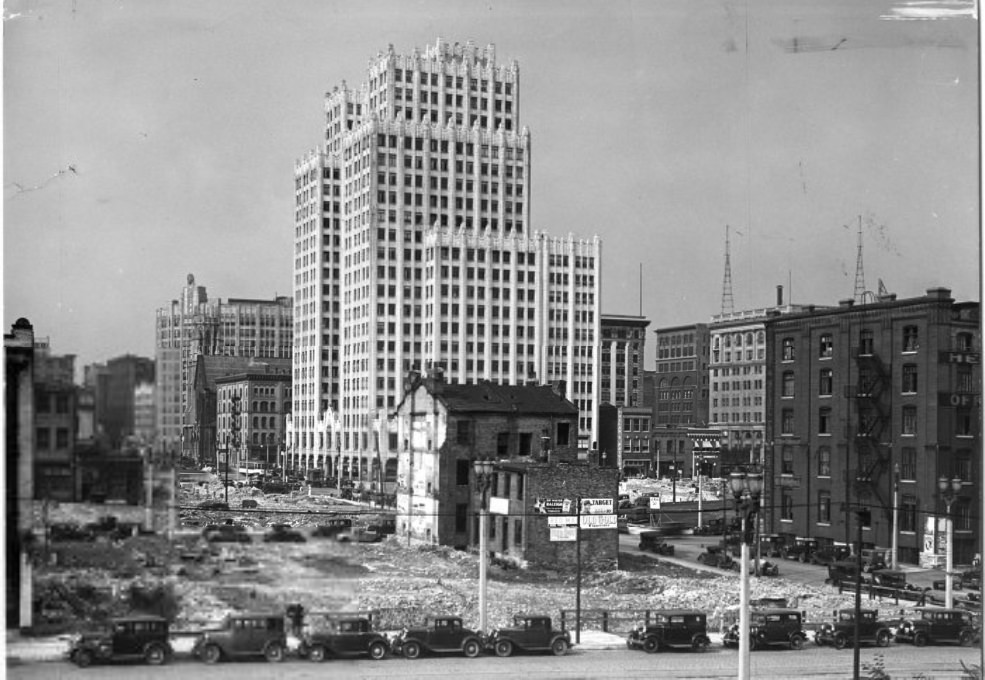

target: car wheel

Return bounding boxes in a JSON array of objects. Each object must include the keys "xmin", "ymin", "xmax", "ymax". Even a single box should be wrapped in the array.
[
  {"xmin": 264, "ymin": 642, "xmax": 285, "ymax": 663},
  {"xmin": 75, "ymin": 650, "xmax": 94, "ymax": 668},
  {"xmin": 551, "ymin": 638, "xmax": 569, "ymax": 656},
  {"xmin": 876, "ymin": 630, "xmax": 891, "ymax": 647},
  {"xmin": 403, "ymin": 641, "xmax": 422, "ymax": 659},
  {"xmin": 308, "ymin": 644, "xmax": 326, "ymax": 662},
  {"xmin": 462, "ymin": 639, "xmax": 481, "ymax": 658},
  {"xmin": 368, "ymin": 641, "xmax": 387, "ymax": 660},
  {"xmin": 913, "ymin": 632, "xmax": 928, "ymax": 647},
  {"xmin": 494, "ymin": 640, "xmax": 513, "ymax": 657},
  {"xmin": 790, "ymin": 635, "xmax": 805, "ymax": 651},
  {"xmin": 144, "ymin": 643, "xmax": 167, "ymax": 665},
  {"xmin": 960, "ymin": 630, "xmax": 975, "ymax": 647},
  {"xmin": 697, "ymin": 554, "xmax": 706, "ymax": 564},
  {"xmin": 833, "ymin": 633, "xmax": 847, "ymax": 650},
  {"xmin": 642, "ymin": 637, "xmax": 659, "ymax": 653},
  {"xmin": 692, "ymin": 635, "xmax": 710, "ymax": 652},
  {"xmin": 202, "ymin": 644, "xmax": 222, "ymax": 664}
]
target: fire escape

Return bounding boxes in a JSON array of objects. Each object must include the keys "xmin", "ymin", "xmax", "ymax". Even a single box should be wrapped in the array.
[{"xmin": 846, "ymin": 346, "xmax": 892, "ymax": 523}]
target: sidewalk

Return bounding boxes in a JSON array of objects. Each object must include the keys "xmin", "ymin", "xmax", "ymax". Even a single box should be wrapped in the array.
[{"xmin": 5, "ymin": 631, "xmax": 70, "ymax": 665}]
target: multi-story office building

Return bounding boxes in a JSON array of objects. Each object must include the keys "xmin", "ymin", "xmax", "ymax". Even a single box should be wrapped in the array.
[
  {"xmin": 214, "ymin": 367, "xmax": 292, "ymax": 476},
  {"xmin": 33, "ymin": 339, "xmax": 78, "ymax": 501},
  {"xmin": 708, "ymin": 290, "xmax": 811, "ymax": 472},
  {"xmin": 93, "ymin": 354, "xmax": 155, "ymax": 448},
  {"xmin": 132, "ymin": 382, "xmax": 155, "ymax": 445},
  {"xmin": 155, "ymin": 274, "xmax": 292, "ymax": 460},
  {"xmin": 290, "ymin": 38, "xmax": 601, "ymax": 484},
  {"xmin": 599, "ymin": 315, "xmax": 649, "ymax": 408},
  {"xmin": 653, "ymin": 323, "xmax": 710, "ymax": 427},
  {"xmin": 764, "ymin": 287, "xmax": 980, "ymax": 566}
]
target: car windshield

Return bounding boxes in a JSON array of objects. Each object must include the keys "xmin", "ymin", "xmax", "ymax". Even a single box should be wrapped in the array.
[{"xmin": 838, "ymin": 612, "xmax": 853, "ymax": 622}]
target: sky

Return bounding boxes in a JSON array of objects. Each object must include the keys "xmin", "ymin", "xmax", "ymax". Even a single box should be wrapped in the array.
[{"xmin": 3, "ymin": 0, "xmax": 980, "ymax": 373}]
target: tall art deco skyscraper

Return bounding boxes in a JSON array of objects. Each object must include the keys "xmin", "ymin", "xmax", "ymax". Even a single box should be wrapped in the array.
[{"xmin": 289, "ymin": 39, "xmax": 601, "ymax": 484}]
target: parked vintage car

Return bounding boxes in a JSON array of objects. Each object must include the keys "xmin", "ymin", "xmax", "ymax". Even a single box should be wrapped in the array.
[
  {"xmin": 68, "ymin": 616, "xmax": 172, "ymax": 667},
  {"xmin": 486, "ymin": 614, "xmax": 572, "ymax": 657},
  {"xmin": 202, "ymin": 523, "xmax": 251, "ymax": 543},
  {"xmin": 859, "ymin": 547, "xmax": 890, "ymax": 573},
  {"xmin": 638, "ymin": 531, "xmax": 675, "ymax": 555},
  {"xmin": 192, "ymin": 613, "xmax": 287, "ymax": 663},
  {"xmin": 815, "ymin": 609, "xmax": 893, "ymax": 649},
  {"xmin": 693, "ymin": 516, "xmax": 741, "ymax": 536},
  {"xmin": 781, "ymin": 537, "xmax": 818, "ymax": 562},
  {"xmin": 336, "ymin": 527, "xmax": 383, "ymax": 543},
  {"xmin": 697, "ymin": 544, "xmax": 735, "ymax": 569},
  {"xmin": 809, "ymin": 544, "xmax": 851, "ymax": 566},
  {"xmin": 758, "ymin": 534, "xmax": 785, "ymax": 558},
  {"xmin": 723, "ymin": 609, "xmax": 807, "ymax": 650},
  {"xmin": 263, "ymin": 524, "xmax": 306, "ymax": 543},
  {"xmin": 871, "ymin": 569, "xmax": 922, "ymax": 595},
  {"xmin": 625, "ymin": 610, "xmax": 711, "ymax": 653},
  {"xmin": 826, "ymin": 560, "xmax": 863, "ymax": 585},
  {"xmin": 391, "ymin": 616, "xmax": 484, "ymax": 658},
  {"xmin": 298, "ymin": 616, "xmax": 390, "ymax": 661},
  {"xmin": 895, "ymin": 607, "xmax": 981, "ymax": 647},
  {"xmin": 311, "ymin": 518, "xmax": 353, "ymax": 538}
]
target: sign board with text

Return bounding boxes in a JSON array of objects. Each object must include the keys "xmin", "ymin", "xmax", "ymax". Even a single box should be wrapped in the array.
[
  {"xmin": 550, "ymin": 527, "xmax": 577, "ymax": 542},
  {"xmin": 534, "ymin": 498, "xmax": 572, "ymax": 514},
  {"xmin": 489, "ymin": 496, "xmax": 510, "ymax": 515},
  {"xmin": 580, "ymin": 498, "xmax": 614, "ymax": 515},
  {"xmin": 580, "ymin": 514, "xmax": 617, "ymax": 530}
]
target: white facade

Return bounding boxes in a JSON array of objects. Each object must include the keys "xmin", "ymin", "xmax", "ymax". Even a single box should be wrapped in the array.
[{"xmin": 289, "ymin": 39, "xmax": 601, "ymax": 481}]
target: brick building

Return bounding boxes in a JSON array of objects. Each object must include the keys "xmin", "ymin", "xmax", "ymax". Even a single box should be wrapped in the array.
[
  {"xmin": 392, "ymin": 372, "xmax": 618, "ymax": 570},
  {"xmin": 764, "ymin": 287, "xmax": 980, "ymax": 566}
]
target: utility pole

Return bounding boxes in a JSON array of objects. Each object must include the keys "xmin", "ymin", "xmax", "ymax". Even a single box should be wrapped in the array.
[{"xmin": 144, "ymin": 460, "xmax": 154, "ymax": 532}]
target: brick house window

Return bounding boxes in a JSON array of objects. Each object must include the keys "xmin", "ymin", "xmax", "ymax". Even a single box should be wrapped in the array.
[
  {"xmin": 956, "ymin": 499, "xmax": 972, "ymax": 531},
  {"xmin": 36, "ymin": 428, "xmax": 50, "ymax": 451},
  {"xmin": 818, "ymin": 491, "xmax": 831, "ymax": 523},
  {"xmin": 902, "ymin": 364, "xmax": 918, "ymax": 394},
  {"xmin": 781, "ymin": 446, "xmax": 794, "ymax": 474},
  {"xmin": 781, "ymin": 409, "xmax": 794, "ymax": 435},
  {"xmin": 817, "ymin": 446, "xmax": 831, "ymax": 477},
  {"xmin": 819, "ymin": 407, "xmax": 832, "ymax": 434},
  {"xmin": 902, "ymin": 406, "xmax": 917, "ymax": 436},
  {"xmin": 859, "ymin": 329, "xmax": 874, "ymax": 355},
  {"xmin": 781, "ymin": 371, "xmax": 795, "ymax": 398},
  {"xmin": 903, "ymin": 325, "xmax": 919, "ymax": 352},
  {"xmin": 956, "ymin": 408, "xmax": 974, "ymax": 436},
  {"xmin": 514, "ymin": 519, "xmax": 522, "ymax": 546},
  {"xmin": 56, "ymin": 428, "xmax": 69, "ymax": 449},
  {"xmin": 900, "ymin": 495, "xmax": 917, "ymax": 532},
  {"xmin": 556, "ymin": 422, "xmax": 570, "ymax": 446},
  {"xmin": 782, "ymin": 338, "xmax": 796, "ymax": 361},
  {"xmin": 819, "ymin": 334, "xmax": 833, "ymax": 358},
  {"xmin": 457, "ymin": 420, "xmax": 472, "ymax": 445},
  {"xmin": 781, "ymin": 491, "xmax": 794, "ymax": 520},
  {"xmin": 819, "ymin": 369, "xmax": 833, "ymax": 396},
  {"xmin": 519, "ymin": 433, "xmax": 532, "ymax": 455},
  {"xmin": 900, "ymin": 447, "xmax": 916, "ymax": 480},
  {"xmin": 497, "ymin": 432, "xmax": 509, "ymax": 457}
]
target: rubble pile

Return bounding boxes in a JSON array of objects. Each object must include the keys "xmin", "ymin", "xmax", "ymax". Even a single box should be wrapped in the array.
[{"xmin": 621, "ymin": 477, "xmax": 724, "ymax": 503}]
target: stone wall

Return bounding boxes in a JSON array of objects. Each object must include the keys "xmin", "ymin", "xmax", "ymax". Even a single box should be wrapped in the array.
[{"xmin": 523, "ymin": 463, "xmax": 619, "ymax": 572}]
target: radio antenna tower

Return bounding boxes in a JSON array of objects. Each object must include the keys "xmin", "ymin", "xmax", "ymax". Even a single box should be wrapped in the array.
[
  {"xmin": 721, "ymin": 225, "xmax": 735, "ymax": 315},
  {"xmin": 853, "ymin": 216, "xmax": 866, "ymax": 304}
]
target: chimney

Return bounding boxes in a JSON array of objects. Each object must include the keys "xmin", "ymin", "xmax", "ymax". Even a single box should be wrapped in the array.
[{"xmin": 776, "ymin": 285, "xmax": 783, "ymax": 306}]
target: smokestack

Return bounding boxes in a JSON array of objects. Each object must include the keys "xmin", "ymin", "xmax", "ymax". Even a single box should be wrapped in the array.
[{"xmin": 776, "ymin": 285, "xmax": 784, "ymax": 306}]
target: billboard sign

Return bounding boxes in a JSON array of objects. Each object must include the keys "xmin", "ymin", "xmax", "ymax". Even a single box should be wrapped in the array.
[
  {"xmin": 580, "ymin": 514, "xmax": 618, "ymax": 530},
  {"xmin": 580, "ymin": 498, "xmax": 614, "ymax": 515},
  {"xmin": 534, "ymin": 498, "xmax": 572, "ymax": 514}
]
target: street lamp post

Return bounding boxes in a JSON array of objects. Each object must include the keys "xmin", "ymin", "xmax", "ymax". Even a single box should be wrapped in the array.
[
  {"xmin": 891, "ymin": 464, "xmax": 900, "ymax": 570},
  {"xmin": 938, "ymin": 475, "xmax": 963, "ymax": 608},
  {"xmin": 729, "ymin": 467, "xmax": 764, "ymax": 680},
  {"xmin": 473, "ymin": 458, "xmax": 495, "ymax": 634}
]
